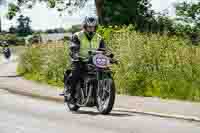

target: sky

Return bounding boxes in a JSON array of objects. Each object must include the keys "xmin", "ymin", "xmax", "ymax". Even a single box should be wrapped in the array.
[{"xmin": 0, "ymin": 0, "xmax": 198, "ymax": 31}]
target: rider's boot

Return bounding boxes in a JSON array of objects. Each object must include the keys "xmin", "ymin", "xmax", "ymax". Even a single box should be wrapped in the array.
[{"xmin": 68, "ymin": 82, "xmax": 77, "ymax": 104}]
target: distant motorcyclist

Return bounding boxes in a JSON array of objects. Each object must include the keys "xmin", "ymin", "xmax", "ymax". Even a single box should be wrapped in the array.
[
  {"xmin": 61, "ymin": 16, "xmax": 107, "ymax": 103},
  {"xmin": 2, "ymin": 41, "xmax": 11, "ymax": 59}
]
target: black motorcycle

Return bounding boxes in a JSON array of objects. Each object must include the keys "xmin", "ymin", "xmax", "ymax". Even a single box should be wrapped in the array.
[{"xmin": 63, "ymin": 50, "xmax": 117, "ymax": 114}]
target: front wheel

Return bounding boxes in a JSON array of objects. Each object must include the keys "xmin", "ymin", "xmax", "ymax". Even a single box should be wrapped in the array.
[{"xmin": 96, "ymin": 78, "xmax": 116, "ymax": 114}]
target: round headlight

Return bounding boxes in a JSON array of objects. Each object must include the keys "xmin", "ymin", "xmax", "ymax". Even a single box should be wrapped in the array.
[{"xmin": 93, "ymin": 54, "xmax": 110, "ymax": 68}]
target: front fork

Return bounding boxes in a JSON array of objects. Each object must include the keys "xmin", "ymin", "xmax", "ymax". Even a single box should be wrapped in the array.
[{"xmin": 96, "ymin": 70, "xmax": 112, "ymax": 99}]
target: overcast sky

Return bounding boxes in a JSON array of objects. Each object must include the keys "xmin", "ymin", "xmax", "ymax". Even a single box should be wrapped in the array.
[{"xmin": 0, "ymin": 0, "xmax": 198, "ymax": 30}]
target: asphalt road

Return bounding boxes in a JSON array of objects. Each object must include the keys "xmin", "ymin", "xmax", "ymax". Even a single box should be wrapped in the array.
[
  {"xmin": 1, "ymin": 55, "xmax": 200, "ymax": 133},
  {"xmin": 1, "ymin": 86, "xmax": 200, "ymax": 133}
]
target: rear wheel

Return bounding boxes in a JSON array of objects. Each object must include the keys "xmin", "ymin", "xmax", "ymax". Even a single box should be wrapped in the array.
[{"xmin": 96, "ymin": 78, "xmax": 115, "ymax": 114}]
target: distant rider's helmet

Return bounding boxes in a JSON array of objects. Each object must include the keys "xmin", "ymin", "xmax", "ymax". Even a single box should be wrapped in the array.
[{"xmin": 2, "ymin": 41, "xmax": 8, "ymax": 47}]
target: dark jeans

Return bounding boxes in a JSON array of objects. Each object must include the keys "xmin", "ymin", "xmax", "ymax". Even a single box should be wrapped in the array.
[{"xmin": 70, "ymin": 61, "xmax": 86, "ymax": 97}]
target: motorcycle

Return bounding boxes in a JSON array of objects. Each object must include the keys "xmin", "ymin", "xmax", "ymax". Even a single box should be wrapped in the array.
[
  {"xmin": 3, "ymin": 47, "xmax": 11, "ymax": 59},
  {"xmin": 1, "ymin": 41, "xmax": 11, "ymax": 60},
  {"xmin": 62, "ymin": 50, "xmax": 117, "ymax": 114}
]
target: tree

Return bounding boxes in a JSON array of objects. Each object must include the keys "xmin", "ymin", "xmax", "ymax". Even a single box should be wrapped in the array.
[
  {"xmin": 54, "ymin": 28, "xmax": 65, "ymax": 33},
  {"xmin": 175, "ymin": 1, "xmax": 200, "ymax": 28},
  {"xmin": 6, "ymin": 0, "xmax": 151, "ymax": 25},
  {"xmin": 7, "ymin": 0, "xmax": 156, "ymax": 29},
  {"xmin": 6, "ymin": 0, "xmax": 183, "ymax": 34},
  {"xmin": 7, "ymin": 0, "xmax": 91, "ymax": 20},
  {"xmin": 6, "ymin": 3, "xmax": 20, "ymax": 20},
  {"xmin": 45, "ymin": 29, "xmax": 55, "ymax": 33},
  {"xmin": 102, "ymin": 0, "xmax": 170, "ymax": 33},
  {"xmin": 102, "ymin": 0, "xmax": 153, "ymax": 23},
  {"xmin": 175, "ymin": 1, "xmax": 200, "ymax": 44},
  {"xmin": 9, "ymin": 26, "xmax": 17, "ymax": 33},
  {"xmin": 16, "ymin": 15, "xmax": 32, "ymax": 36}
]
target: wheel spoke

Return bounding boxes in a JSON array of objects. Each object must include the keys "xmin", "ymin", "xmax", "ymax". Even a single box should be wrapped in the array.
[{"xmin": 97, "ymin": 79, "xmax": 112, "ymax": 110}]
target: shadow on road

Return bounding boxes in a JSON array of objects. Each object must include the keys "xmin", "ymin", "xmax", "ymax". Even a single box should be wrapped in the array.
[
  {"xmin": 0, "ymin": 75, "xmax": 23, "ymax": 78},
  {"xmin": 73, "ymin": 109, "xmax": 134, "ymax": 117}
]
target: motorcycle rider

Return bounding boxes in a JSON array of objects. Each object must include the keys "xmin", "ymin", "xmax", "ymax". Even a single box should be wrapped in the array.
[
  {"xmin": 61, "ymin": 16, "xmax": 107, "ymax": 103},
  {"xmin": 2, "ymin": 41, "xmax": 11, "ymax": 59}
]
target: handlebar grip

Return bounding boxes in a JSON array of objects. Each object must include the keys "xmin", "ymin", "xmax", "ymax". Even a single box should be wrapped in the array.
[{"xmin": 111, "ymin": 59, "xmax": 119, "ymax": 64}]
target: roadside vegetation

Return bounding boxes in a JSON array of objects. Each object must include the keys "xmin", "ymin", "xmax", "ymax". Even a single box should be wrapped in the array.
[
  {"xmin": 17, "ymin": 42, "xmax": 69, "ymax": 88},
  {"xmin": 1, "ymin": 0, "xmax": 199, "ymax": 101},
  {"xmin": 17, "ymin": 26, "xmax": 200, "ymax": 101}
]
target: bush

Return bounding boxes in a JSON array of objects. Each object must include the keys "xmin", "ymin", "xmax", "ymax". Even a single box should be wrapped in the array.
[
  {"xmin": 0, "ymin": 34, "xmax": 25, "ymax": 46},
  {"xmin": 66, "ymin": 25, "xmax": 82, "ymax": 34},
  {"xmin": 28, "ymin": 34, "xmax": 41, "ymax": 44},
  {"xmin": 100, "ymin": 27, "xmax": 200, "ymax": 101}
]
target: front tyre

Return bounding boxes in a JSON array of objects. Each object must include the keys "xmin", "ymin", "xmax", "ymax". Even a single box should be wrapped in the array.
[{"xmin": 96, "ymin": 79, "xmax": 115, "ymax": 114}]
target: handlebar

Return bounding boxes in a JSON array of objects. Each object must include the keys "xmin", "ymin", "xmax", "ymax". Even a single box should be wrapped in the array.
[
  {"xmin": 110, "ymin": 58, "xmax": 119, "ymax": 64},
  {"xmin": 73, "ymin": 50, "xmax": 118, "ymax": 64},
  {"xmin": 88, "ymin": 50, "xmax": 114, "ymax": 58},
  {"xmin": 88, "ymin": 50, "xmax": 105, "ymax": 55}
]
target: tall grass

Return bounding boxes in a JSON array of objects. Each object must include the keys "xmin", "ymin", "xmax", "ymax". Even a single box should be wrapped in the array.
[
  {"xmin": 17, "ymin": 42, "xmax": 70, "ymax": 87},
  {"xmin": 109, "ymin": 30, "xmax": 200, "ymax": 101},
  {"xmin": 18, "ymin": 29, "xmax": 200, "ymax": 101}
]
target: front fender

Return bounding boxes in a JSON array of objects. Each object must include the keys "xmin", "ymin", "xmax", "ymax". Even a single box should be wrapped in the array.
[{"xmin": 97, "ymin": 70, "xmax": 113, "ymax": 81}]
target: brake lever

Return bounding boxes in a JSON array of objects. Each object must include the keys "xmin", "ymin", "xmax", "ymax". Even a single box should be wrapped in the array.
[{"xmin": 110, "ymin": 58, "xmax": 119, "ymax": 64}]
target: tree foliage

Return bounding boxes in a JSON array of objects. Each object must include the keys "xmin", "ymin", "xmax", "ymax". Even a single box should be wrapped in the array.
[
  {"xmin": 5, "ymin": 0, "xmax": 199, "ymax": 40},
  {"xmin": 102, "ymin": 0, "xmax": 176, "ymax": 33},
  {"xmin": 174, "ymin": 1, "xmax": 200, "ymax": 44},
  {"xmin": 102, "ymin": 0, "xmax": 153, "ymax": 24},
  {"xmin": 7, "ymin": 0, "xmax": 89, "ymax": 20},
  {"xmin": 6, "ymin": 3, "xmax": 20, "ymax": 20},
  {"xmin": 7, "ymin": 0, "xmax": 154, "ymax": 28},
  {"xmin": 6, "ymin": 0, "xmax": 174, "ymax": 32},
  {"xmin": 175, "ymin": 1, "xmax": 200, "ymax": 27},
  {"xmin": 9, "ymin": 26, "xmax": 17, "ymax": 33},
  {"xmin": 44, "ymin": 28, "xmax": 65, "ymax": 33},
  {"xmin": 16, "ymin": 15, "xmax": 32, "ymax": 36}
]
